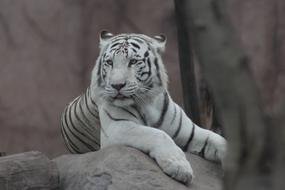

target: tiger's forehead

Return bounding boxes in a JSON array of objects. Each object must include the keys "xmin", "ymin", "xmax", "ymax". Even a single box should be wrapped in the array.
[
  {"xmin": 103, "ymin": 35, "xmax": 151, "ymax": 59},
  {"xmin": 110, "ymin": 34, "xmax": 147, "ymax": 45}
]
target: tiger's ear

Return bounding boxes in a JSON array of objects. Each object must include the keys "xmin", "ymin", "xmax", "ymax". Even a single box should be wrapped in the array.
[
  {"xmin": 153, "ymin": 34, "xmax": 167, "ymax": 54},
  {"xmin": 99, "ymin": 30, "xmax": 114, "ymax": 48}
]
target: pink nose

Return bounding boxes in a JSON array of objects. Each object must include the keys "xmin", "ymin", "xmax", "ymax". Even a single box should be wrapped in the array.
[{"xmin": 111, "ymin": 82, "xmax": 126, "ymax": 91}]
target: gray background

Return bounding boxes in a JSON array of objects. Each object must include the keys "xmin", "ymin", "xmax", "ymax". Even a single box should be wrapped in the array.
[{"xmin": 0, "ymin": 0, "xmax": 284, "ymax": 157}]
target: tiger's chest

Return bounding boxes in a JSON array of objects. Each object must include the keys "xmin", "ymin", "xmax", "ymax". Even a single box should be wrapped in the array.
[
  {"xmin": 136, "ymin": 93, "xmax": 169, "ymax": 127},
  {"xmin": 99, "ymin": 92, "xmax": 170, "ymax": 129},
  {"xmin": 139, "ymin": 104, "xmax": 162, "ymax": 126}
]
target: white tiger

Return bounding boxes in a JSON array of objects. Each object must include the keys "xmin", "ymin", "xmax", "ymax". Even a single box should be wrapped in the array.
[{"xmin": 61, "ymin": 31, "xmax": 227, "ymax": 184}]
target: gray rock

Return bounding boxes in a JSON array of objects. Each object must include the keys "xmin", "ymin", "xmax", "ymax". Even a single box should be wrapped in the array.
[
  {"xmin": 0, "ymin": 151, "xmax": 59, "ymax": 190},
  {"xmin": 54, "ymin": 146, "xmax": 223, "ymax": 190}
]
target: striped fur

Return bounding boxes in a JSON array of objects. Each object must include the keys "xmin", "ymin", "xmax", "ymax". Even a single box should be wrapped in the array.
[
  {"xmin": 61, "ymin": 32, "xmax": 227, "ymax": 183},
  {"xmin": 61, "ymin": 88, "xmax": 100, "ymax": 153}
]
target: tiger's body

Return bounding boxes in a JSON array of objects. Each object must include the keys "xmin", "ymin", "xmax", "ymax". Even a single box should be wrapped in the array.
[{"xmin": 61, "ymin": 31, "xmax": 227, "ymax": 183}]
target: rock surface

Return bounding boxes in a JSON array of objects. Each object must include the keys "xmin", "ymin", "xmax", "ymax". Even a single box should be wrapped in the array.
[
  {"xmin": 0, "ymin": 151, "xmax": 59, "ymax": 190},
  {"xmin": 54, "ymin": 146, "xmax": 223, "ymax": 190}
]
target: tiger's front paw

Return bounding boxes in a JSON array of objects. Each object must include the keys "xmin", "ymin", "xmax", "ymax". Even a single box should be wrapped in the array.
[
  {"xmin": 158, "ymin": 154, "xmax": 193, "ymax": 183},
  {"xmin": 152, "ymin": 147, "xmax": 193, "ymax": 183},
  {"xmin": 208, "ymin": 134, "xmax": 227, "ymax": 167}
]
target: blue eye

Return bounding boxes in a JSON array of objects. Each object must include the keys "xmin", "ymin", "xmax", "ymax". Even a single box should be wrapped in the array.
[
  {"xmin": 129, "ymin": 59, "xmax": 137, "ymax": 67},
  {"xmin": 106, "ymin": 60, "xmax": 113, "ymax": 66}
]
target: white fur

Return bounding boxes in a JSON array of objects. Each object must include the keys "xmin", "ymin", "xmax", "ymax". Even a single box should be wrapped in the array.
[{"xmin": 86, "ymin": 33, "xmax": 227, "ymax": 183}]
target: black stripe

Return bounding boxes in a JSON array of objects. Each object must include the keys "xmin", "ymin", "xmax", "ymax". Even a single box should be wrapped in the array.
[
  {"xmin": 75, "ymin": 98, "xmax": 94, "ymax": 133},
  {"xmin": 140, "ymin": 72, "xmax": 150, "ymax": 77},
  {"xmin": 144, "ymin": 51, "xmax": 149, "ymax": 57},
  {"xmin": 120, "ymin": 107, "xmax": 138, "ymax": 120},
  {"xmin": 132, "ymin": 36, "xmax": 149, "ymax": 44},
  {"xmin": 131, "ymin": 36, "xmax": 154, "ymax": 50},
  {"xmin": 87, "ymin": 87, "xmax": 99, "ymax": 114},
  {"xmin": 136, "ymin": 76, "xmax": 144, "ymax": 82},
  {"xmin": 198, "ymin": 137, "xmax": 209, "ymax": 158},
  {"xmin": 102, "ymin": 67, "xmax": 107, "ymax": 82},
  {"xmin": 132, "ymin": 37, "xmax": 144, "ymax": 44},
  {"xmin": 73, "ymin": 99, "xmax": 100, "ymax": 146},
  {"xmin": 131, "ymin": 105, "xmax": 147, "ymax": 125},
  {"xmin": 84, "ymin": 92, "xmax": 99, "ymax": 119},
  {"xmin": 154, "ymin": 58, "xmax": 162, "ymax": 85},
  {"xmin": 61, "ymin": 121, "xmax": 81, "ymax": 153},
  {"xmin": 153, "ymin": 92, "xmax": 169, "ymax": 128},
  {"xmin": 111, "ymin": 37, "xmax": 126, "ymax": 43},
  {"xmin": 137, "ymin": 61, "xmax": 144, "ymax": 66},
  {"xmin": 170, "ymin": 105, "xmax": 177, "ymax": 125},
  {"xmin": 97, "ymin": 60, "xmax": 102, "ymax": 85},
  {"xmin": 146, "ymin": 81, "xmax": 153, "ymax": 89},
  {"xmin": 140, "ymin": 58, "xmax": 151, "ymax": 81},
  {"xmin": 147, "ymin": 58, "xmax": 152, "ymax": 75},
  {"xmin": 61, "ymin": 115, "xmax": 79, "ymax": 153},
  {"xmin": 62, "ymin": 101, "xmax": 83, "ymax": 153},
  {"xmin": 183, "ymin": 123, "xmax": 196, "ymax": 151},
  {"xmin": 137, "ymin": 61, "xmax": 151, "ymax": 82},
  {"xmin": 110, "ymin": 48, "xmax": 119, "ymax": 52},
  {"xmin": 97, "ymin": 59, "xmax": 102, "ymax": 76},
  {"xmin": 214, "ymin": 149, "xmax": 218, "ymax": 160},
  {"xmin": 67, "ymin": 101, "xmax": 96, "ymax": 151},
  {"xmin": 130, "ymin": 42, "xmax": 140, "ymax": 49},
  {"xmin": 104, "ymin": 110, "xmax": 129, "ymax": 122},
  {"xmin": 148, "ymin": 83, "xmax": 153, "ymax": 89},
  {"xmin": 137, "ymin": 65, "xmax": 146, "ymax": 73},
  {"xmin": 78, "ymin": 97, "xmax": 95, "ymax": 127},
  {"xmin": 110, "ymin": 42, "xmax": 120, "ymax": 49},
  {"xmin": 61, "ymin": 106, "xmax": 82, "ymax": 153},
  {"xmin": 144, "ymin": 77, "xmax": 153, "ymax": 85},
  {"xmin": 172, "ymin": 109, "xmax": 183, "ymax": 139}
]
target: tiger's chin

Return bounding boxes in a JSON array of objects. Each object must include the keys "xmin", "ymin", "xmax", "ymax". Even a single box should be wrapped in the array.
[{"xmin": 111, "ymin": 97, "xmax": 135, "ymax": 107}]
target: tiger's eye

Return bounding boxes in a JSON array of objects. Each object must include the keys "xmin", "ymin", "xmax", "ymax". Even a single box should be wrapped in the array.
[
  {"xmin": 106, "ymin": 60, "xmax": 113, "ymax": 66},
  {"xmin": 129, "ymin": 59, "xmax": 137, "ymax": 66}
]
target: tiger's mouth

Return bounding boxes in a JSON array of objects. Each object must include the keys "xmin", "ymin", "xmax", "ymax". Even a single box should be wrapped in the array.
[
  {"xmin": 109, "ymin": 92, "xmax": 135, "ymax": 106},
  {"xmin": 112, "ymin": 93, "xmax": 129, "ymax": 100}
]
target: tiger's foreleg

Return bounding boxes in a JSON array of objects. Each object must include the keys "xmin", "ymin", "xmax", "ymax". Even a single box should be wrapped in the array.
[
  {"xmin": 189, "ymin": 125, "xmax": 227, "ymax": 164},
  {"xmin": 100, "ymin": 119, "xmax": 193, "ymax": 183},
  {"xmin": 180, "ymin": 109, "xmax": 227, "ymax": 165}
]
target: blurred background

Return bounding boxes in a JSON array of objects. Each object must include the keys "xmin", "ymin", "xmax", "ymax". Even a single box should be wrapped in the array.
[{"xmin": 0, "ymin": 0, "xmax": 284, "ymax": 158}]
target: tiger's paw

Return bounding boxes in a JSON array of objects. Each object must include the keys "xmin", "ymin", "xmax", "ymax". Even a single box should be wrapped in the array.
[
  {"xmin": 152, "ymin": 148, "xmax": 194, "ymax": 184},
  {"xmin": 209, "ymin": 134, "xmax": 227, "ymax": 166},
  {"xmin": 159, "ymin": 155, "xmax": 193, "ymax": 183}
]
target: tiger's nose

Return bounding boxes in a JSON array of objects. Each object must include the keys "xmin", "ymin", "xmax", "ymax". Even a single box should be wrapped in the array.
[{"xmin": 111, "ymin": 82, "xmax": 126, "ymax": 91}]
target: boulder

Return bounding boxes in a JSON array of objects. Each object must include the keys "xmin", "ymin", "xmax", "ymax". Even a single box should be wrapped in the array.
[
  {"xmin": 54, "ymin": 145, "xmax": 223, "ymax": 190},
  {"xmin": 0, "ymin": 151, "xmax": 59, "ymax": 190}
]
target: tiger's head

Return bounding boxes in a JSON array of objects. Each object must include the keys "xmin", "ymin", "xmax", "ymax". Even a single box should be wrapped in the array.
[{"xmin": 91, "ymin": 31, "xmax": 168, "ymax": 107}]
